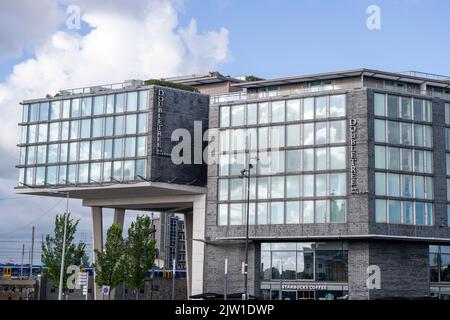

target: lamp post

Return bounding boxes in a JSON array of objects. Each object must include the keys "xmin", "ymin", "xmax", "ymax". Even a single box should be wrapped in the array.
[
  {"xmin": 49, "ymin": 190, "xmax": 70, "ymax": 301},
  {"xmin": 240, "ymin": 163, "xmax": 253, "ymax": 300}
]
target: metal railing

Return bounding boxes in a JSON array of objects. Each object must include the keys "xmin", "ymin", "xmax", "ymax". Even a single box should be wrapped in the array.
[{"xmin": 59, "ymin": 80, "xmax": 144, "ymax": 96}]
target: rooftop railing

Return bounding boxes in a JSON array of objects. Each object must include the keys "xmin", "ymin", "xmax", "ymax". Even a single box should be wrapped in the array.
[{"xmin": 59, "ymin": 80, "xmax": 144, "ymax": 96}]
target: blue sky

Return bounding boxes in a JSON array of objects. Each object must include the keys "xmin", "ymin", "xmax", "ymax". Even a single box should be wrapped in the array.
[{"xmin": 0, "ymin": 0, "xmax": 449, "ymax": 263}]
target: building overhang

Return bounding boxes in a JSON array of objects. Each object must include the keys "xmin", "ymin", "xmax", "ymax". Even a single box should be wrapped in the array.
[{"xmin": 15, "ymin": 181, "xmax": 206, "ymax": 203}]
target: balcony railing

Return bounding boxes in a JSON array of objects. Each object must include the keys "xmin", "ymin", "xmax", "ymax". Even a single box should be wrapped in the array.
[{"xmin": 59, "ymin": 80, "xmax": 144, "ymax": 96}]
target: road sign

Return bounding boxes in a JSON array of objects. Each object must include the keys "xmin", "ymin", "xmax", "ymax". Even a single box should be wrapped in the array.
[
  {"xmin": 102, "ymin": 285, "xmax": 110, "ymax": 296},
  {"xmin": 78, "ymin": 272, "xmax": 88, "ymax": 286}
]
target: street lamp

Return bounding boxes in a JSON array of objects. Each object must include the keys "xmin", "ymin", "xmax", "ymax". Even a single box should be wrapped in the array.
[
  {"xmin": 240, "ymin": 163, "xmax": 253, "ymax": 300},
  {"xmin": 49, "ymin": 190, "xmax": 70, "ymax": 301}
]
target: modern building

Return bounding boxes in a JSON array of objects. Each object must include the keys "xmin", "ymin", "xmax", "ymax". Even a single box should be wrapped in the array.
[
  {"xmin": 16, "ymin": 69, "xmax": 450, "ymax": 300},
  {"xmin": 153, "ymin": 213, "xmax": 186, "ymax": 269}
]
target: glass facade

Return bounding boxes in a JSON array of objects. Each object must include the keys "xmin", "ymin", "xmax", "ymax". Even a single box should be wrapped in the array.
[
  {"xmin": 430, "ymin": 245, "xmax": 450, "ymax": 283},
  {"xmin": 217, "ymin": 95, "xmax": 347, "ymax": 226},
  {"xmin": 374, "ymin": 93, "xmax": 434, "ymax": 226},
  {"xmin": 18, "ymin": 90, "xmax": 149, "ymax": 186},
  {"xmin": 260, "ymin": 241, "xmax": 348, "ymax": 300}
]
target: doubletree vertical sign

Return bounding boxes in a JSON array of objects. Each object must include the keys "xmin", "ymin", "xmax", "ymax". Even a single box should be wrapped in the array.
[
  {"xmin": 349, "ymin": 119, "xmax": 358, "ymax": 194},
  {"xmin": 156, "ymin": 89, "xmax": 170, "ymax": 157}
]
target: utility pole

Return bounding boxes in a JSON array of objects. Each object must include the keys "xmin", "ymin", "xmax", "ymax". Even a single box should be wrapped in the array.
[
  {"xmin": 240, "ymin": 162, "xmax": 253, "ymax": 300},
  {"xmin": 150, "ymin": 213, "xmax": 156, "ymax": 300},
  {"xmin": 29, "ymin": 226, "xmax": 35, "ymax": 279},
  {"xmin": 20, "ymin": 244, "xmax": 25, "ymax": 279},
  {"xmin": 172, "ymin": 216, "xmax": 179, "ymax": 300},
  {"xmin": 224, "ymin": 259, "xmax": 228, "ymax": 300},
  {"xmin": 58, "ymin": 191, "xmax": 70, "ymax": 300}
]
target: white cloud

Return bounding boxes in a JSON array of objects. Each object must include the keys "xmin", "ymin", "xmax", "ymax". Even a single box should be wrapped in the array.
[{"xmin": 0, "ymin": 0, "xmax": 230, "ymax": 262}]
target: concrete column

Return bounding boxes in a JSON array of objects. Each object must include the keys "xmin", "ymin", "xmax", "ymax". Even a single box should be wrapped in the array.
[
  {"xmin": 91, "ymin": 207, "xmax": 103, "ymax": 300},
  {"xmin": 113, "ymin": 208, "xmax": 125, "ymax": 231},
  {"xmin": 184, "ymin": 212, "xmax": 193, "ymax": 298},
  {"xmin": 191, "ymin": 195, "xmax": 206, "ymax": 296}
]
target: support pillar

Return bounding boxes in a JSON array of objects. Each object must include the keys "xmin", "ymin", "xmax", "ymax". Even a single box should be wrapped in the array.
[
  {"xmin": 91, "ymin": 207, "xmax": 103, "ymax": 300},
  {"xmin": 191, "ymin": 195, "xmax": 206, "ymax": 296},
  {"xmin": 113, "ymin": 208, "xmax": 125, "ymax": 231},
  {"xmin": 184, "ymin": 212, "xmax": 193, "ymax": 298}
]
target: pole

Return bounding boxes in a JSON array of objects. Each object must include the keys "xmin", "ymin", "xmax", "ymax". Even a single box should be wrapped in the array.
[
  {"xmin": 243, "ymin": 163, "xmax": 252, "ymax": 300},
  {"xmin": 171, "ymin": 258, "xmax": 176, "ymax": 300},
  {"xmin": 224, "ymin": 258, "xmax": 228, "ymax": 300},
  {"xmin": 58, "ymin": 192, "xmax": 70, "ymax": 300},
  {"xmin": 20, "ymin": 244, "xmax": 24, "ymax": 279},
  {"xmin": 29, "ymin": 226, "xmax": 35, "ymax": 279}
]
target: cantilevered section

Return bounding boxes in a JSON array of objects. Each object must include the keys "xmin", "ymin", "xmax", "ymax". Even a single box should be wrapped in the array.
[
  {"xmin": 232, "ymin": 68, "xmax": 450, "ymax": 89},
  {"xmin": 163, "ymin": 71, "xmax": 243, "ymax": 86}
]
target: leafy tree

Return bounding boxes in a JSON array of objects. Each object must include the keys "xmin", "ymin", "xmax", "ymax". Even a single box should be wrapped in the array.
[
  {"xmin": 41, "ymin": 212, "xmax": 87, "ymax": 295},
  {"xmin": 94, "ymin": 224, "xmax": 125, "ymax": 300},
  {"xmin": 123, "ymin": 215, "xmax": 156, "ymax": 300}
]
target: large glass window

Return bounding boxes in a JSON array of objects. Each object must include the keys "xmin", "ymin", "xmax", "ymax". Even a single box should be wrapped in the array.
[
  {"xmin": 231, "ymin": 104, "xmax": 244, "ymax": 126},
  {"xmin": 271, "ymin": 101, "xmax": 285, "ymax": 123},
  {"xmin": 329, "ymin": 95, "xmax": 345, "ymax": 117},
  {"xmin": 93, "ymin": 96, "xmax": 104, "ymax": 115},
  {"xmin": 127, "ymin": 91, "xmax": 138, "ymax": 111},
  {"xmin": 126, "ymin": 114, "xmax": 137, "ymax": 134},
  {"xmin": 286, "ymin": 99, "xmax": 300, "ymax": 121},
  {"xmin": 50, "ymin": 101, "xmax": 61, "ymax": 120},
  {"xmin": 81, "ymin": 97, "xmax": 92, "ymax": 116},
  {"xmin": 92, "ymin": 118, "xmax": 104, "ymax": 137}
]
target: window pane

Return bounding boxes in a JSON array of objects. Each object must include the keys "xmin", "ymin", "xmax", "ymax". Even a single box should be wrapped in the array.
[
  {"xmin": 38, "ymin": 124, "xmax": 48, "ymax": 142},
  {"xmin": 257, "ymin": 177, "xmax": 268, "ymax": 199},
  {"xmin": 270, "ymin": 202, "xmax": 284, "ymax": 224},
  {"xmin": 330, "ymin": 95, "xmax": 345, "ymax": 117},
  {"xmin": 135, "ymin": 159, "xmax": 145, "ymax": 179},
  {"xmin": 36, "ymin": 145, "xmax": 47, "ymax": 164},
  {"xmin": 270, "ymin": 150, "xmax": 285, "ymax": 174},
  {"xmin": 91, "ymin": 140, "xmax": 102, "ymax": 160},
  {"xmin": 229, "ymin": 203, "xmax": 243, "ymax": 225},
  {"xmin": 415, "ymin": 175, "xmax": 425, "ymax": 198},
  {"xmin": 403, "ymin": 201, "xmax": 413, "ymax": 225},
  {"xmin": 271, "ymin": 100, "xmax": 285, "ymax": 123},
  {"xmin": 315, "ymin": 96, "xmax": 327, "ymax": 118},
  {"xmin": 79, "ymin": 141, "xmax": 90, "ymax": 161},
  {"xmin": 218, "ymin": 179, "xmax": 228, "ymax": 201},
  {"xmin": 49, "ymin": 122, "xmax": 60, "ymax": 142},
  {"xmin": 81, "ymin": 97, "xmax": 92, "ymax": 116},
  {"xmin": 229, "ymin": 178, "xmax": 243, "ymax": 200},
  {"xmin": 315, "ymin": 122, "xmax": 327, "ymax": 144},
  {"xmin": 80, "ymin": 119, "xmax": 91, "ymax": 138},
  {"xmin": 387, "ymin": 95, "xmax": 399, "ymax": 118},
  {"xmin": 388, "ymin": 200, "xmax": 401, "ymax": 224},
  {"xmin": 375, "ymin": 199, "xmax": 387, "ymax": 223},
  {"xmin": 387, "ymin": 121, "xmax": 400, "ymax": 144},
  {"xmin": 303, "ymin": 148, "xmax": 314, "ymax": 171},
  {"xmin": 61, "ymin": 121, "xmax": 69, "ymax": 140},
  {"xmin": 414, "ymin": 150, "xmax": 424, "ymax": 172},
  {"xmin": 138, "ymin": 90, "xmax": 148, "ymax": 110},
  {"xmin": 270, "ymin": 126, "xmax": 285, "ymax": 148},
  {"xmin": 138, "ymin": 113, "xmax": 147, "ymax": 133},
  {"xmin": 115, "ymin": 116, "xmax": 124, "ymax": 135},
  {"xmin": 414, "ymin": 124, "xmax": 424, "ymax": 146},
  {"xmin": 218, "ymin": 204, "xmax": 228, "ymax": 226},
  {"xmin": 330, "ymin": 199, "xmax": 346, "ymax": 222},
  {"xmin": 303, "ymin": 174, "xmax": 314, "ymax": 197},
  {"xmin": 123, "ymin": 160, "xmax": 135, "ymax": 180},
  {"xmin": 90, "ymin": 162, "xmax": 102, "ymax": 182},
  {"xmin": 68, "ymin": 164, "xmax": 77, "ymax": 183},
  {"xmin": 59, "ymin": 143, "xmax": 68, "ymax": 162},
  {"xmin": 286, "ymin": 150, "xmax": 301, "ymax": 172},
  {"xmin": 375, "ymin": 145, "xmax": 385, "ymax": 169},
  {"xmin": 127, "ymin": 91, "xmax": 138, "ymax": 111},
  {"xmin": 137, "ymin": 136, "xmax": 146, "ymax": 157},
  {"xmin": 401, "ymin": 123, "xmax": 412, "ymax": 145},
  {"xmin": 92, "ymin": 118, "xmax": 104, "ymax": 137},
  {"xmin": 330, "ymin": 146, "xmax": 345, "ymax": 169},
  {"xmin": 257, "ymin": 202, "xmax": 268, "ymax": 225},
  {"xmin": 48, "ymin": 144, "xmax": 58, "ymax": 163},
  {"xmin": 374, "ymin": 93, "xmax": 385, "ymax": 116},
  {"xmin": 29, "ymin": 103, "xmax": 39, "ymax": 122},
  {"xmin": 388, "ymin": 147, "xmax": 400, "ymax": 170},
  {"xmin": 303, "ymin": 123, "xmax": 314, "ymax": 145},
  {"xmin": 115, "ymin": 93, "xmax": 125, "ymax": 113},
  {"xmin": 246, "ymin": 104, "xmax": 257, "ymax": 125},
  {"xmin": 105, "ymin": 117, "xmax": 113, "ymax": 136},
  {"xmin": 35, "ymin": 167, "xmax": 46, "ymax": 185},
  {"xmin": 69, "ymin": 142, "xmax": 78, "ymax": 161},
  {"xmin": 70, "ymin": 120, "xmax": 79, "ymax": 139},
  {"xmin": 303, "ymin": 200, "xmax": 314, "ymax": 223},
  {"xmin": 231, "ymin": 104, "xmax": 244, "ymax": 126},
  {"xmin": 104, "ymin": 139, "xmax": 113, "ymax": 159},
  {"xmin": 286, "ymin": 175, "xmax": 300, "ymax": 197},
  {"xmin": 126, "ymin": 114, "xmax": 137, "ymax": 134},
  {"xmin": 93, "ymin": 96, "xmax": 105, "ymax": 115},
  {"xmin": 61, "ymin": 100, "xmax": 70, "ymax": 118},
  {"xmin": 401, "ymin": 97, "xmax": 411, "ymax": 119},
  {"xmin": 258, "ymin": 102, "xmax": 269, "ymax": 124},
  {"xmin": 330, "ymin": 120, "xmax": 345, "ymax": 143},
  {"xmin": 271, "ymin": 176, "xmax": 285, "ymax": 198},
  {"xmin": 315, "ymin": 148, "xmax": 327, "ymax": 170},
  {"xmin": 103, "ymin": 162, "xmax": 112, "ymax": 181},
  {"xmin": 375, "ymin": 172, "xmax": 386, "ymax": 196},
  {"xmin": 113, "ymin": 161, "xmax": 122, "ymax": 180},
  {"xmin": 286, "ymin": 201, "xmax": 300, "ymax": 224},
  {"xmin": 78, "ymin": 163, "xmax": 89, "ymax": 183},
  {"xmin": 315, "ymin": 174, "xmax": 327, "ymax": 196},
  {"xmin": 50, "ymin": 101, "xmax": 61, "ymax": 120},
  {"xmin": 286, "ymin": 124, "xmax": 300, "ymax": 146},
  {"xmin": 401, "ymin": 148, "xmax": 412, "ymax": 171},
  {"xmin": 125, "ymin": 137, "xmax": 136, "ymax": 157},
  {"xmin": 315, "ymin": 200, "xmax": 328, "ymax": 223},
  {"xmin": 413, "ymin": 99, "xmax": 423, "ymax": 121},
  {"xmin": 39, "ymin": 102, "xmax": 49, "ymax": 121},
  {"xmin": 286, "ymin": 99, "xmax": 300, "ymax": 121},
  {"xmin": 374, "ymin": 119, "xmax": 385, "ymax": 142},
  {"xmin": 402, "ymin": 174, "xmax": 413, "ymax": 198},
  {"xmin": 387, "ymin": 173, "xmax": 400, "ymax": 197},
  {"xmin": 114, "ymin": 139, "xmax": 123, "ymax": 158},
  {"xmin": 415, "ymin": 202, "xmax": 425, "ymax": 225},
  {"xmin": 47, "ymin": 166, "xmax": 57, "ymax": 185},
  {"xmin": 330, "ymin": 173, "xmax": 346, "ymax": 196},
  {"xmin": 106, "ymin": 95, "xmax": 114, "ymax": 113}
]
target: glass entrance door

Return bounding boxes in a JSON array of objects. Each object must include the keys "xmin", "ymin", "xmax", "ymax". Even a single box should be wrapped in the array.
[{"xmin": 282, "ymin": 291, "xmax": 297, "ymax": 300}]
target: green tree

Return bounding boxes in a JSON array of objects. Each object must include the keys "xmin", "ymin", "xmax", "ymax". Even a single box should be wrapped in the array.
[
  {"xmin": 123, "ymin": 215, "xmax": 156, "ymax": 300},
  {"xmin": 41, "ymin": 212, "xmax": 87, "ymax": 295},
  {"xmin": 94, "ymin": 224, "xmax": 125, "ymax": 300}
]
